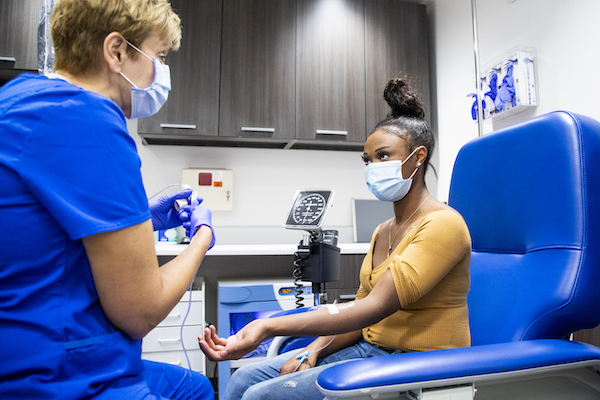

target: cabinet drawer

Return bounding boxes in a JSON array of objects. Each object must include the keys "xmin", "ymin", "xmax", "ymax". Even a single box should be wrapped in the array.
[
  {"xmin": 142, "ymin": 349, "xmax": 205, "ymax": 374},
  {"xmin": 158, "ymin": 300, "xmax": 204, "ymax": 327},
  {"xmin": 142, "ymin": 326, "xmax": 203, "ymax": 352}
]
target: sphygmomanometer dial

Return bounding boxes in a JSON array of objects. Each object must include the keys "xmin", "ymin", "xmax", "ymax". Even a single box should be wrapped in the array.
[
  {"xmin": 284, "ymin": 189, "xmax": 334, "ymax": 230},
  {"xmin": 293, "ymin": 193, "xmax": 326, "ymax": 225}
]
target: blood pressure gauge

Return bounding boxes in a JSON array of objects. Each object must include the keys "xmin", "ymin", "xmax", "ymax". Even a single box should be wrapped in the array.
[{"xmin": 284, "ymin": 190, "xmax": 334, "ymax": 231}]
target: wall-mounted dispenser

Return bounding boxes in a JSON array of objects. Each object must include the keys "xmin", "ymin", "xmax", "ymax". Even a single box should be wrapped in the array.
[
  {"xmin": 469, "ymin": 47, "xmax": 537, "ymax": 122},
  {"xmin": 181, "ymin": 168, "xmax": 233, "ymax": 211}
]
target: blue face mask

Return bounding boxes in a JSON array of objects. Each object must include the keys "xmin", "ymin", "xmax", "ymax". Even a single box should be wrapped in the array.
[
  {"xmin": 120, "ymin": 41, "xmax": 171, "ymax": 119},
  {"xmin": 364, "ymin": 146, "xmax": 423, "ymax": 202}
]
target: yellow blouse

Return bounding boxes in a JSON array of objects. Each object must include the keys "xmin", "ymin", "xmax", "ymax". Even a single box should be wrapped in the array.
[{"xmin": 356, "ymin": 209, "xmax": 471, "ymax": 351}]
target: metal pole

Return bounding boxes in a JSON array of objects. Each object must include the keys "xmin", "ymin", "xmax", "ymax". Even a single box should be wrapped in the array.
[{"xmin": 471, "ymin": 0, "xmax": 484, "ymax": 136}]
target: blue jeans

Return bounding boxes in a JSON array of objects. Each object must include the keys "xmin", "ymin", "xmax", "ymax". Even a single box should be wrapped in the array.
[
  {"xmin": 223, "ymin": 339, "xmax": 400, "ymax": 400},
  {"xmin": 143, "ymin": 360, "xmax": 214, "ymax": 400}
]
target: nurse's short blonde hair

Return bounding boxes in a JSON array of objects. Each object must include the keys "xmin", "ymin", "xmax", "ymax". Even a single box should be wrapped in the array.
[{"xmin": 51, "ymin": 0, "xmax": 181, "ymax": 75}]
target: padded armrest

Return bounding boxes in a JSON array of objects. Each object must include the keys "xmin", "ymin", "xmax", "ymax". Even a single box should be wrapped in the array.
[
  {"xmin": 317, "ymin": 339, "xmax": 600, "ymax": 396},
  {"xmin": 269, "ymin": 307, "xmax": 314, "ymax": 318}
]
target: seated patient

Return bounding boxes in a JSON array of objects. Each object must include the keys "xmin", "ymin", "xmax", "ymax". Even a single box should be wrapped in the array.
[{"xmin": 199, "ymin": 77, "xmax": 472, "ymax": 400}]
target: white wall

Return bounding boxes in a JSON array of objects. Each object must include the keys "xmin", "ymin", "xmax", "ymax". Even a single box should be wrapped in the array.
[{"xmin": 432, "ymin": 0, "xmax": 600, "ymax": 201}]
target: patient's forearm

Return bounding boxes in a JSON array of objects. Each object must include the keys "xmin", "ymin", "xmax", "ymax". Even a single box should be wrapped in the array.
[
  {"xmin": 264, "ymin": 270, "xmax": 400, "ymax": 339},
  {"xmin": 263, "ymin": 301, "xmax": 374, "ymax": 338}
]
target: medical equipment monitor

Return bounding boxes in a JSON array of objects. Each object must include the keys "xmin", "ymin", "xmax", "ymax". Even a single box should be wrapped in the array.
[
  {"xmin": 284, "ymin": 189, "xmax": 334, "ymax": 231},
  {"xmin": 352, "ymin": 199, "xmax": 394, "ymax": 242}
]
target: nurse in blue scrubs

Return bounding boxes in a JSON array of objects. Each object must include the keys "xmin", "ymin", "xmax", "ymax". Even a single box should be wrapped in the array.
[{"xmin": 0, "ymin": 0, "xmax": 214, "ymax": 399}]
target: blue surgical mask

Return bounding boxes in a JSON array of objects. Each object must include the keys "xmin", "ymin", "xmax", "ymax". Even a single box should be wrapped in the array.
[
  {"xmin": 120, "ymin": 40, "xmax": 171, "ymax": 119},
  {"xmin": 364, "ymin": 146, "xmax": 423, "ymax": 202}
]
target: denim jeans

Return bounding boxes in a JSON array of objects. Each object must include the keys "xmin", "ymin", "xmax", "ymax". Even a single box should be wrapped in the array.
[{"xmin": 222, "ymin": 339, "xmax": 401, "ymax": 400}]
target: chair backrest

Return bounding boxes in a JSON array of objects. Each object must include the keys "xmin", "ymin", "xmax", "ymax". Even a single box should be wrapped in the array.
[{"xmin": 448, "ymin": 111, "xmax": 600, "ymax": 346}]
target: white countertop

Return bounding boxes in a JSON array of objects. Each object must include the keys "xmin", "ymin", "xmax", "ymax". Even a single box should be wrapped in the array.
[{"xmin": 155, "ymin": 242, "xmax": 371, "ymax": 256}]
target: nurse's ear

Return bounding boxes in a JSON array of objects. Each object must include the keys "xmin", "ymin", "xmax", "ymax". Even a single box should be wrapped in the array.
[{"xmin": 103, "ymin": 32, "xmax": 128, "ymax": 74}]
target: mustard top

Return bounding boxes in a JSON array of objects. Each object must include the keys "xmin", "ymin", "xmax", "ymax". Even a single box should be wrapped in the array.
[{"xmin": 356, "ymin": 209, "xmax": 472, "ymax": 351}]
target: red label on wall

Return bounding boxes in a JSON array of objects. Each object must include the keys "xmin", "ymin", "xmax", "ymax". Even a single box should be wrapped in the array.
[{"xmin": 198, "ymin": 173, "xmax": 212, "ymax": 186}]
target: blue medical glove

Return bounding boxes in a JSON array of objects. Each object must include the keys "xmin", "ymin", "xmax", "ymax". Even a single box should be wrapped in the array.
[
  {"xmin": 183, "ymin": 204, "xmax": 215, "ymax": 249},
  {"xmin": 149, "ymin": 188, "xmax": 193, "ymax": 231}
]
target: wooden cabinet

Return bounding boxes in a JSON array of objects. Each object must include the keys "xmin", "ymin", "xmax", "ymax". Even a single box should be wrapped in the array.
[
  {"xmin": 295, "ymin": 0, "xmax": 366, "ymax": 143},
  {"xmin": 574, "ymin": 326, "xmax": 600, "ymax": 348},
  {"xmin": 219, "ymin": 0, "xmax": 296, "ymax": 140},
  {"xmin": 138, "ymin": 0, "xmax": 222, "ymax": 137},
  {"xmin": 365, "ymin": 0, "xmax": 431, "ymax": 129},
  {"xmin": 138, "ymin": 0, "xmax": 430, "ymax": 151},
  {"xmin": 0, "ymin": 0, "xmax": 42, "ymax": 70}
]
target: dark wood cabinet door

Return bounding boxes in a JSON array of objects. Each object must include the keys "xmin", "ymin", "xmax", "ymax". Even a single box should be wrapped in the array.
[
  {"xmin": 365, "ymin": 0, "xmax": 431, "ymax": 131},
  {"xmin": 138, "ymin": 0, "xmax": 222, "ymax": 137},
  {"xmin": 295, "ymin": 0, "xmax": 367, "ymax": 143},
  {"xmin": 219, "ymin": 0, "xmax": 296, "ymax": 140},
  {"xmin": 0, "ymin": 0, "xmax": 42, "ymax": 70}
]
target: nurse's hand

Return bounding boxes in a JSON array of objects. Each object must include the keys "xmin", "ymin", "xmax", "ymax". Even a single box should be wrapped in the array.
[
  {"xmin": 149, "ymin": 189, "xmax": 193, "ymax": 231},
  {"xmin": 183, "ymin": 204, "xmax": 215, "ymax": 249}
]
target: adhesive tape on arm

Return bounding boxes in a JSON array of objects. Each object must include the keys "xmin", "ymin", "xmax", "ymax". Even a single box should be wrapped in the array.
[{"xmin": 326, "ymin": 304, "xmax": 339, "ymax": 315}]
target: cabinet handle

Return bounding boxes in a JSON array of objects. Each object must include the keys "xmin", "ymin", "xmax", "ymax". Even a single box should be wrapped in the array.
[
  {"xmin": 160, "ymin": 124, "xmax": 197, "ymax": 129},
  {"xmin": 165, "ymin": 313, "xmax": 181, "ymax": 319},
  {"xmin": 315, "ymin": 130, "xmax": 348, "ymax": 136},
  {"xmin": 241, "ymin": 127, "xmax": 275, "ymax": 133},
  {"xmin": 239, "ymin": 127, "xmax": 275, "ymax": 138},
  {"xmin": 240, "ymin": 126, "xmax": 275, "ymax": 136},
  {"xmin": 158, "ymin": 338, "xmax": 181, "ymax": 344}
]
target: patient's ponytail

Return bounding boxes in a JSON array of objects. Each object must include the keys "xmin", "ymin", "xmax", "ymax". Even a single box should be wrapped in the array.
[
  {"xmin": 372, "ymin": 76, "xmax": 435, "ymax": 176},
  {"xmin": 383, "ymin": 77, "xmax": 426, "ymax": 120}
]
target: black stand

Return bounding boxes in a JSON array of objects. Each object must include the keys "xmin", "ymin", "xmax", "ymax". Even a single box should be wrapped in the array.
[{"xmin": 293, "ymin": 230, "xmax": 340, "ymax": 307}]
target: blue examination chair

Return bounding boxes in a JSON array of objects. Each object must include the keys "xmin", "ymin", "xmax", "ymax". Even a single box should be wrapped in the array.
[{"xmin": 272, "ymin": 111, "xmax": 600, "ymax": 399}]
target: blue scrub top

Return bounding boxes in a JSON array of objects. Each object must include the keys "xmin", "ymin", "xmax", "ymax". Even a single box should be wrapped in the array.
[{"xmin": 0, "ymin": 74, "xmax": 152, "ymax": 399}]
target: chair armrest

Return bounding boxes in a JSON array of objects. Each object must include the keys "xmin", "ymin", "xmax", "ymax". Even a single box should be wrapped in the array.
[
  {"xmin": 269, "ymin": 307, "xmax": 314, "ymax": 319},
  {"xmin": 317, "ymin": 339, "xmax": 600, "ymax": 397},
  {"xmin": 266, "ymin": 336, "xmax": 317, "ymax": 358}
]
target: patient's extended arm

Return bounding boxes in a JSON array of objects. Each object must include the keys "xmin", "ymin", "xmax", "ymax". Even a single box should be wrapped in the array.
[{"xmin": 198, "ymin": 269, "xmax": 400, "ymax": 361}]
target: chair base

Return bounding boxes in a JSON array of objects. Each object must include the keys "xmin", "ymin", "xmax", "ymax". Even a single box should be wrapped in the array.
[
  {"xmin": 324, "ymin": 385, "xmax": 475, "ymax": 400},
  {"xmin": 322, "ymin": 364, "xmax": 600, "ymax": 400},
  {"xmin": 474, "ymin": 364, "xmax": 600, "ymax": 400}
]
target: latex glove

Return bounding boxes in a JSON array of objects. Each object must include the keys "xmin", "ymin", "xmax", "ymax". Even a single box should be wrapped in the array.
[
  {"xmin": 149, "ymin": 189, "xmax": 192, "ymax": 231},
  {"xmin": 183, "ymin": 203, "xmax": 215, "ymax": 249}
]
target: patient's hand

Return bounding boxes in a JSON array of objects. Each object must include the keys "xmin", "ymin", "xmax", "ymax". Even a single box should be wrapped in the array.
[
  {"xmin": 280, "ymin": 350, "xmax": 316, "ymax": 376},
  {"xmin": 198, "ymin": 320, "xmax": 267, "ymax": 361},
  {"xmin": 197, "ymin": 325, "xmax": 231, "ymax": 361}
]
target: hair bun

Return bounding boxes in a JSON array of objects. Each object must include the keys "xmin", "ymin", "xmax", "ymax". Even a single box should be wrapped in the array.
[{"xmin": 383, "ymin": 77, "xmax": 425, "ymax": 119}]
